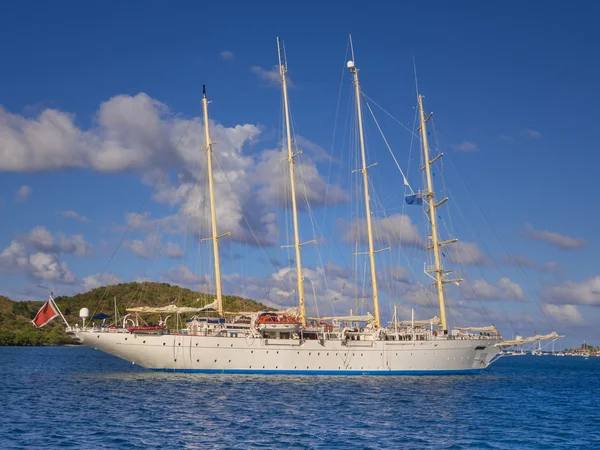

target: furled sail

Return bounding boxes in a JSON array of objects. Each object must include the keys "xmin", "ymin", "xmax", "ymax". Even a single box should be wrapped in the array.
[
  {"xmin": 127, "ymin": 305, "xmax": 206, "ymax": 314},
  {"xmin": 389, "ymin": 316, "xmax": 441, "ymax": 327},
  {"xmin": 456, "ymin": 325, "xmax": 498, "ymax": 333},
  {"xmin": 497, "ymin": 331, "xmax": 563, "ymax": 348},
  {"xmin": 312, "ymin": 312, "xmax": 375, "ymax": 322}
]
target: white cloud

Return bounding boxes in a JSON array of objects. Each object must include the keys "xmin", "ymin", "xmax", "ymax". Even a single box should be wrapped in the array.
[
  {"xmin": 58, "ymin": 210, "xmax": 91, "ymax": 223},
  {"xmin": 0, "ymin": 93, "xmax": 346, "ymax": 249},
  {"xmin": 454, "ymin": 141, "xmax": 477, "ymax": 152},
  {"xmin": 16, "ymin": 185, "xmax": 31, "ymax": 201},
  {"xmin": 59, "ymin": 234, "xmax": 93, "ymax": 257},
  {"xmin": 29, "ymin": 252, "xmax": 76, "ymax": 283},
  {"xmin": 339, "ymin": 214, "xmax": 423, "ymax": 248},
  {"xmin": 125, "ymin": 236, "xmax": 162, "ymax": 259},
  {"xmin": 446, "ymin": 241, "xmax": 487, "ymax": 266},
  {"xmin": 164, "ymin": 241, "xmax": 184, "ymax": 258},
  {"xmin": 462, "ymin": 277, "xmax": 525, "ymax": 302},
  {"xmin": 81, "ymin": 272, "xmax": 124, "ymax": 292},
  {"xmin": 219, "ymin": 50, "xmax": 234, "ymax": 61},
  {"xmin": 253, "ymin": 148, "xmax": 348, "ymax": 210},
  {"xmin": 251, "ymin": 65, "xmax": 291, "ymax": 87},
  {"xmin": 541, "ymin": 276, "xmax": 600, "ymax": 306},
  {"xmin": 524, "ymin": 128, "xmax": 542, "ymax": 138},
  {"xmin": 523, "ymin": 223, "xmax": 587, "ymax": 250},
  {"xmin": 0, "ymin": 226, "xmax": 93, "ymax": 285},
  {"xmin": 541, "ymin": 304, "xmax": 585, "ymax": 325},
  {"xmin": 22, "ymin": 226, "xmax": 93, "ymax": 257},
  {"xmin": 504, "ymin": 254, "xmax": 563, "ymax": 275}
]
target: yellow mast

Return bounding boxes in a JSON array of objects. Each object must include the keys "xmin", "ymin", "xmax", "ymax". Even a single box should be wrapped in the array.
[
  {"xmin": 277, "ymin": 38, "xmax": 310, "ymax": 326},
  {"xmin": 348, "ymin": 59, "xmax": 381, "ymax": 328},
  {"xmin": 201, "ymin": 86, "xmax": 229, "ymax": 316},
  {"xmin": 417, "ymin": 94, "xmax": 460, "ymax": 333}
]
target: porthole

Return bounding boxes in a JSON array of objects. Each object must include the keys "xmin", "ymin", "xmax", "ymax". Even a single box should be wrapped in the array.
[
  {"xmin": 197, "ymin": 359, "xmax": 199, "ymax": 362},
  {"xmin": 143, "ymin": 340, "xmax": 146, "ymax": 344},
  {"xmin": 124, "ymin": 337, "xmax": 127, "ymax": 341},
  {"xmin": 163, "ymin": 343, "xmax": 166, "ymax": 346}
]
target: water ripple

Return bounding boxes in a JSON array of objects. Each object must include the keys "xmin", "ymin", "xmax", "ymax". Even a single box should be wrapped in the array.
[{"xmin": 2, "ymin": 348, "xmax": 599, "ymax": 449}]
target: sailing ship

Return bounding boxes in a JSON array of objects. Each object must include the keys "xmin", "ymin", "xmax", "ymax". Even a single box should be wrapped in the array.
[{"xmin": 38, "ymin": 37, "xmax": 558, "ymax": 374}]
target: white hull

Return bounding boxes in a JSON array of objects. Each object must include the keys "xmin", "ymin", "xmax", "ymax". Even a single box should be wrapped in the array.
[{"xmin": 71, "ymin": 330, "xmax": 502, "ymax": 375}]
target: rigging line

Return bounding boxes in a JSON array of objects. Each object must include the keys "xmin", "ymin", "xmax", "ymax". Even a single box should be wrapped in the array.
[
  {"xmin": 286, "ymin": 89, "xmax": 348, "ymax": 317},
  {"xmin": 297, "ymin": 155, "xmax": 338, "ymax": 316},
  {"xmin": 323, "ymin": 37, "xmax": 351, "ymax": 210},
  {"xmin": 363, "ymin": 95, "xmax": 414, "ymax": 194},
  {"xmin": 431, "ymin": 120, "xmax": 553, "ymax": 331},
  {"xmin": 88, "ymin": 117, "xmax": 194, "ymax": 317},
  {"xmin": 434, "ymin": 162, "xmax": 519, "ymax": 333},
  {"xmin": 211, "ymin": 152, "xmax": 293, "ymax": 295},
  {"xmin": 360, "ymin": 91, "xmax": 419, "ymax": 139},
  {"xmin": 405, "ymin": 106, "xmax": 419, "ymax": 188},
  {"xmin": 435, "ymin": 144, "xmax": 497, "ymax": 329}
]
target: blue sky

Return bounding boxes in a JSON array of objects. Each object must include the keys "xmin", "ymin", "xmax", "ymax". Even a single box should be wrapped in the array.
[{"xmin": 1, "ymin": 0, "xmax": 599, "ymax": 347}]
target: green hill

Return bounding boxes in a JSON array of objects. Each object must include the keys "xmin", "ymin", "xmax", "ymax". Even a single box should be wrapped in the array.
[{"xmin": 0, "ymin": 282, "xmax": 274, "ymax": 346}]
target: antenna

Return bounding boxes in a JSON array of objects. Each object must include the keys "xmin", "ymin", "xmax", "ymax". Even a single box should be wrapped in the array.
[
  {"xmin": 349, "ymin": 34, "xmax": 356, "ymax": 62},
  {"xmin": 412, "ymin": 55, "xmax": 419, "ymax": 97},
  {"xmin": 277, "ymin": 37, "xmax": 285, "ymax": 70}
]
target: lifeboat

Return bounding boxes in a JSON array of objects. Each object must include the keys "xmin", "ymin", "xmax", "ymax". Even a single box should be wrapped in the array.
[{"xmin": 256, "ymin": 313, "xmax": 301, "ymax": 332}]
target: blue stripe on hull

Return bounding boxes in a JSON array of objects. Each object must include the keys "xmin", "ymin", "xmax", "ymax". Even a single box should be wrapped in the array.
[{"xmin": 149, "ymin": 368, "xmax": 485, "ymax": 376}]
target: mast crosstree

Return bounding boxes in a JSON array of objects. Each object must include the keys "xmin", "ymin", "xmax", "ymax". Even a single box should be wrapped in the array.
[
  {"xmin": 417, "ymin": 94, "xmax": 462, "ymax": 332},
  {"xmin": 278, "ymin": 38, "xmax": 314, "ymax": 327},
  {"xmin": 348, "ymin": 58, "xmax": 385, "ymax": 329},
  {"xmin": 201, "ymin": 86, "xmax": 230, "ymax": 317}
]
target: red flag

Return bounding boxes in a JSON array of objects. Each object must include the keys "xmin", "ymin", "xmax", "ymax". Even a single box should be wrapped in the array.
[{"xmin": 32, "ymin": 300, "xmax": 59, "ymax": 328}]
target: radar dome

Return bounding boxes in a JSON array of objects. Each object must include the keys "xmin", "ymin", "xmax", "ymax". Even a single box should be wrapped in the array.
[
  {"xmin": 347, "ymin": 61, "xmax": 355, "ymax": 69},
  {"xmin": 79, "ymin": 308, "xmax": 89, "ymax": 319}
]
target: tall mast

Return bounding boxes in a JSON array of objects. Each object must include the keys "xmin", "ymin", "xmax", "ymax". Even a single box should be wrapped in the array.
[
  {"xmin": 201, "ymin": 86, "xmax": 229, "ymax": 316},
  {"xmin": 278, "ymin": 37, "xmax": 308, "ymax": 327},
  {"xmin": 417, "ymin": 94, "xmax": 460, "ymax": 333},
  {"xmin": 348, "ymin": 59, "xmax": 381, "ymax": 328}
]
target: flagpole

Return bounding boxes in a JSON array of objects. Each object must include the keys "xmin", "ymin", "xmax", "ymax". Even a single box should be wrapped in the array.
[{"xmin": 49, "ymin": 294, "xmax": 71, "ymax": 328}]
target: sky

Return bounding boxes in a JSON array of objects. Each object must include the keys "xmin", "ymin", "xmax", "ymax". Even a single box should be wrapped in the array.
[{"xmin": 1, "ymin": 0, "xmax": 599, "ymax": 348}]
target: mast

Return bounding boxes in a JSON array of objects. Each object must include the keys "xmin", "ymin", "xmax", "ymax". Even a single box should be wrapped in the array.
[
  {"xmin": 417, "ymin": 94, "xmax": 460, "ymax": 333},
  {"xmin": 201, "ymin": 86, "xmax": 229, "ymax": 316},
  {"xmin": 348, "ymin": 59, "xmax": 381, "ymax": 328},
  {"xmin": 278, "ymin": 37, "xmax": 309, "ymax": 327}
]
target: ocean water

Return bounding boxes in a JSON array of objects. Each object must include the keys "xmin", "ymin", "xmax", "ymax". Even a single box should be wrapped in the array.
[{"xmin": 1, "ymin": 347, "xmax": 599, "ymax": 449}]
